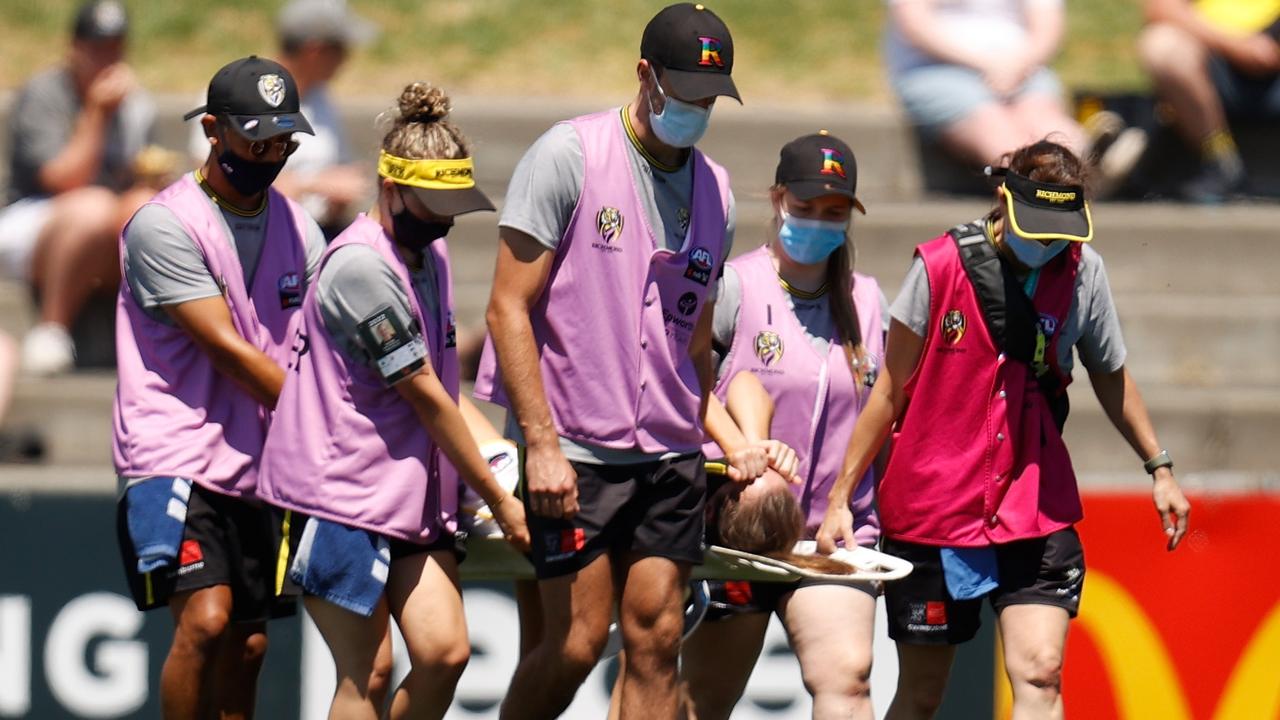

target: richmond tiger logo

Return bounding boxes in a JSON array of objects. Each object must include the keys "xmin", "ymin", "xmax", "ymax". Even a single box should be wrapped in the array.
[
  {"xmin": 754, "ymin": 330, "xmax": 784, "ymax": 367},
  {"xmin": 596, "ymin": 207, "xmax": 624, "ymax": 243},
  {"xmin": 941, "ymin": 309, "xmax": 966, "ymax": 345}
]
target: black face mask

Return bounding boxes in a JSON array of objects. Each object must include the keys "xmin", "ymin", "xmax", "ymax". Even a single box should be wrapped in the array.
[
  {"xmin": 217, "ymin": 148, "xmax": 286, "ymax": 197},
  {"xmin": 391, "ymin": 190, "xmax": 452, "ymax": 252}
]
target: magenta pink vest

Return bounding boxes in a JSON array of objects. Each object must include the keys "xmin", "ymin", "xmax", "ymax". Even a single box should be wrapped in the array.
[
  {"xmin": 113, "ymin": 174, "xmax": 310, "ymax": 497},
  {"xmin": 257, "ymin": 214, "xmax": 460, "ymax": 544},
  {"xmin": 879, "ymin": 234, "xmax": 1082, "ymax": 546},
  {"xmin": 704, "ymin": 247, "xmax": 884, "ymax": 544},
  {"xmin": 474, "ymin": 109, "xmax": 731, "ymax": 453}
]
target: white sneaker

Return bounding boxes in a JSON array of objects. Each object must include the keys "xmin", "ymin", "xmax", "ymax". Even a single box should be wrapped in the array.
[
  {"xmin": 1094, "ymin": 127, "xmax": 1149, "ymax": 198},
  {"xmin": 22, "ymin": 323, "xmax": 76, "ymax": 376}
]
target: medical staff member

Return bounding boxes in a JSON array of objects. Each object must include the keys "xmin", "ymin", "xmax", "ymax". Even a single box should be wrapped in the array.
[
  {"xmin": 683, "ymin": 131, "xmax": 886, "ymax": 720},
  {"xmin": 114, "ymin": 56, "xmax": 323, "ymax": 718},
  {"xmin": 474, "ymin": 4, "xmax": 748, "ymax": 718},
  {"xmin": 258, "ymin": 82, "xmax": 529, "ymax": 720},
  {"xmin": 818, "ymin": 140, "xmax": 1191, "ymax": 720}
]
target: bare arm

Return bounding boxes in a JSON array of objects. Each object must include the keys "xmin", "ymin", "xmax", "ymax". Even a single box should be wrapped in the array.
[
  {"xmin": 1089, "ymin": 365, "xmax": 1191, "ymax": 549},
  {"xmin": 459, "ymin": 395, "xmax": 504, "ymax": 445},
  {"xmin": 395, "ymin": 366, "xmax": 529, "ymax": 550},
  {"xmin": 690, "ymin": 296, "xmax": 716, "ymax": 427},
  {"xmin": 38, "ymin": 64, "xmax": 135, "ymax": 194},
  {"xmin": 817, "ymin": 320, "xmax": 924, "ymax": 552},
  {"xmin": 724, "ymin": 370, "xmax": 799, "ymax": 482},
  {"xmin": 485, "ymin": 226, "xmax": 578, "ymax": 518},
  {"xmin": 165, "ymin": 296, "xmax": 285, "ymax": 408}
]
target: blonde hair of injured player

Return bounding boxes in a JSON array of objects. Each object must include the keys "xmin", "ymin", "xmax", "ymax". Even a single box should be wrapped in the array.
[{"xmin": 606, "ymin": 368, "xmax": 870, "ymax": 717}]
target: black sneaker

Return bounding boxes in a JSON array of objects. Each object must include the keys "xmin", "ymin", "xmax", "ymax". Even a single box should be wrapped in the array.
[{"xmin": 1178, "ymin": 161, "xmax": 1246, "ymax": 203}]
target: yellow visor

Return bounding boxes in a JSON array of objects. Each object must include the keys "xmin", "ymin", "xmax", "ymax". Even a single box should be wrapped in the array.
[{"xmin": 378, "ymin": 151, "xmax": 477, "ymax": 190}]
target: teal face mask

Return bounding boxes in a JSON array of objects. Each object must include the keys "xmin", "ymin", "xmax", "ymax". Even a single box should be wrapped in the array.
[
  {"xmin": 777, "ymin": 212, "xmax": 848, "ymax": 265},
  {"xmin": 647, "ymin": 68, "xmax": 712, "ymax": 148},
  {"xmin": 1005, "ymin": 231, "xmax": 1068, "ymax": 268}
]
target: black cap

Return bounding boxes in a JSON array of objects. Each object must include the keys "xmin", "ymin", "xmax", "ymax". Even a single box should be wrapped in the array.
[
  {"xmin": 183, "ymin": 56, "xmax": 314, "ymax": 140},
  {"xmin": 73, "ymin": 0, "xmax": 128, "ymax": 40},
  {"xmin": 775, "ymin": 131, "xmax": 866, "ymax": 214},
  {"xmin": 641, "ymin": 3, "xmax": 740, "ymax": 102},
  {"xmin": 992, "ymin": 168, "xmax": 1093, "ymax": 242}
]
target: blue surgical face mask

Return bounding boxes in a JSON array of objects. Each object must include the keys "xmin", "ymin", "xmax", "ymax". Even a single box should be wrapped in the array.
[
  {"xmin": 647, "ymin": 68, "xmax": 712, "ymax": 148},
  {"xmin": 777, "ymin": 211, "xmax": 848, "ymax": 265},
  {"xmin": 1005, "ymin": 230, "xmax": 1069, "ymax": 269}
]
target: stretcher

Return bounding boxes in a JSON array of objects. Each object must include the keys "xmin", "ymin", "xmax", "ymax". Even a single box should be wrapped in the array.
[{"xmin": 459, "ymin": 534, "xmax": 914, "ymax": 583}]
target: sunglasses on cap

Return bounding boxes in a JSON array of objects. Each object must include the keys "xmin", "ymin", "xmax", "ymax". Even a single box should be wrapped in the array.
[{"xmin": 217, "ymin": 119, "xmax": 300, "ymax": 159}]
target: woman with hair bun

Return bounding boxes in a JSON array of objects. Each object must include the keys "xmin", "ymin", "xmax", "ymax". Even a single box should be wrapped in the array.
[
  {"xmin": 817, "ymin": 139, "xmax": 1191, "ymax": 719},
  {"xmin": 258, "ymin": 82, "xmax": 529, "ymax": 720}
]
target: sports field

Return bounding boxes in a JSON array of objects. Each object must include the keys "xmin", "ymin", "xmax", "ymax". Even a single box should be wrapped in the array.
[{"xmin": 1, "ymin": 0, "xmax": 1149, "ymax": 101}]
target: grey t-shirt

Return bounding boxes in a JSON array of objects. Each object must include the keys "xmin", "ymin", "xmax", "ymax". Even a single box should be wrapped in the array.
[
  {"xmin": 497, "ymin": 109, "xmax": 737, "ymax": 464},
  {"xmin": 7, "ymin": 67, "xmax": 155, "ymax": 203},
  {"xmin": 314, "ymin": 243, "xmax": 442, "ymax": 376},
  {"xmin": 123, "ymin": 177, "xmax": 326, "ymax": 324},
  {"xmin": 888, "ymin": 233, "xmax": 1127, "ymax": 376},
  {"xmin": 712, "ymin": 263, "xmax": 891, "ymax": 376}
]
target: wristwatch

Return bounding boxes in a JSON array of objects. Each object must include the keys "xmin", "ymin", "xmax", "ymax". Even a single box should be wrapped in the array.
[{"xmin": 1143, "ymin": 449, "xmax": 1173, "ymax": 475}]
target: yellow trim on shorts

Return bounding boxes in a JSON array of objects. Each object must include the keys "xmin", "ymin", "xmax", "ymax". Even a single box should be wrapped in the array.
[
  {"xmin": 704, "ymin": 460, "xmax": 729, "ymax": 477},
  {"xmin": 144, "ymin": 571, "xmax": 154, "ymax": 606},
  {"xmin": 274, "ymin": 509, "xmax": 293, "ymax": 597}
]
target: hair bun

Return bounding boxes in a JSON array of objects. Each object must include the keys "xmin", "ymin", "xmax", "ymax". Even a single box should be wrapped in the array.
[{"xmin": 397, "ymin": 82, "xmax": 451, "ymax": 124}]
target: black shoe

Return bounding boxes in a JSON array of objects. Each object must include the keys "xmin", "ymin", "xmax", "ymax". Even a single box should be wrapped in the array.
[
  {"xmin": 0, "ymin": 430, "xmax": 46, "ymax": 463},
  {"xmin": 1178, "ymin": 162, "xmax": 1246, "ymax": 203}
]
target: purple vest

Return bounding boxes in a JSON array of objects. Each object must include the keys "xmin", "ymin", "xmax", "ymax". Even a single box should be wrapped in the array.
[
  {"xmin": 705, "ymin": 247, "xmax": 885, "ymax": 545},
  {"xmin": 113, "ymin": 174, "xmax": 310, "ymax": 497},
  {"xmin": 474, "ymin": 109, "xmax": 731, "ymax": 453},
  {"xmin": 258, "ymin": 214, "xmax": 460, "ymax": 544}
]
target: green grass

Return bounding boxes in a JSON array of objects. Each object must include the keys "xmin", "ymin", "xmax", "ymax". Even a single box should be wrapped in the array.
[{"xmin": 0, "ymin": 0, "xmax": 1150, "ymax": 101}]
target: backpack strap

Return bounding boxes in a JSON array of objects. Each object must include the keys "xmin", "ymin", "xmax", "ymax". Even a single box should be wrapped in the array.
[{"xmin": 946, "ymin": 223, "xmax": 1070, "ymax": 430}]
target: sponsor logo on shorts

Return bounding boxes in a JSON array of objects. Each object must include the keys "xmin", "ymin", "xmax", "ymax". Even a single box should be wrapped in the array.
[
  {"xmin": 544, "ymin": 528, "xmax": 585, "ymax": 562},
  {"xmin": 593, "ymin": 207, "xmax": 625, "ymax": 253},
  {"xmin": 926, "ymin": 601, "xmax": 947, "ymax": 625},
  {"xmin": 177, "ymin": 539, "xmax": 205, "ymax": 576},
  {"xmin": 942, "ymin": 309, "xmax": 966, "ymax": 345},
  {"xmin": 724, "ymin": 581, "xmax": 753, "ymax": 606},
  {"xmin": 906, "ymin": 601, "xmax": 949, "ymax": 633}
]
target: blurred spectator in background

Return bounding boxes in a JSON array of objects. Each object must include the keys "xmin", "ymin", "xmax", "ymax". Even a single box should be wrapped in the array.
[
  {"xmin": 884, "ymin": 0, "xmax": 1145, "ymax": 190},
  {"xmin": 0, "ymin": 0, "xmax": 156, "ymax": 376},
  {"xmin": 189, "ymin": 0, "xmax": 378, "ymax": 236},
  {"xmin": 1139, "ymin": 0, "xmax": 1280, "ymax": 202}
]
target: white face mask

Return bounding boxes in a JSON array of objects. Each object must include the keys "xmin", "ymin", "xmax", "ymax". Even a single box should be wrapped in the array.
[
  {"xmin": 1005, "ymin": 231, "xmax": 1069, "ymax": 268},
  {"xmin": 647, "ymin": 67, "xmax": 712, "ymax": 148}
]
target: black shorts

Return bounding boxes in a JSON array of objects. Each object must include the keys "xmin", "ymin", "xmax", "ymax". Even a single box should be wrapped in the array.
[
  {"xmin": 703, "ymin": 577, "xmax": 878, "ymax": 621},
  {"xmin": 523, "ymin": 452, "xmax": 707, "ymax": 580},
  {"xmin": 116, "ymin": 482, "xmax": 295, "ymax": 623},
  {"xmin": 883, "ymin": 527, "xmax": 1085, "ymax": 645}
]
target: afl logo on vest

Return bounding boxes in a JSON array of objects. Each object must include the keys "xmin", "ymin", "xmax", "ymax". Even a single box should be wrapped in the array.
[
  {"xmin": 278, "ymin": 271, "xmax": 302, "ymax": 309},
  {"xmin": 941, "ymin": 309, "xmax": 966, "ymax": 346},
  {"xmin": 754, "ymin": 330, "xmax": 785, "ymax": 368},
  {"xmin": 685, "ymin": 246, "xmax": 714, "ymax": 285}
]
